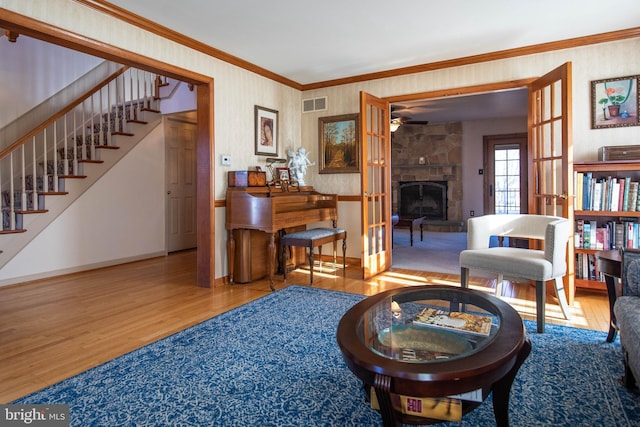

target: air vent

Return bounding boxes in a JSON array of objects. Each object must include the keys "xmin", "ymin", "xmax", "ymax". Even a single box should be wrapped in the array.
[{"xmin": 302, "ymin": 96, "xmax": 327, "ymax": 113}]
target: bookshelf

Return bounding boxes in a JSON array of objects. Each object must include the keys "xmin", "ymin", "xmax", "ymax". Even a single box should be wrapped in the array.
[{"xmin": 574, "ymin": 160, "xmax": 640, "ymax": 290}]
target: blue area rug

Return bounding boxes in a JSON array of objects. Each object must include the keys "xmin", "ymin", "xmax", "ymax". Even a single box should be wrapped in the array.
[{"xmin": 14, "ymin": 285, "xmax": 640, "ymax": 426}]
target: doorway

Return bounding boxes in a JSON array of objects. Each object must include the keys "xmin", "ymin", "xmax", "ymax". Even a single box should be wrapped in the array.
[
  {"xmin": 483, "ymin": 133, "xmax": 528, "ymax": 215},
  {"xmin": 388, "ymin": 85, "xmax": 530, "ymax": 271}
]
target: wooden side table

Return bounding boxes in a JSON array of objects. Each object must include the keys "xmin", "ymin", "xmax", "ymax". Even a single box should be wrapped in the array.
[
  {"xmin": 394, "ymin": 216, "xmax": 425, "ymax": 246},
  {"xmin": 596, "ymin": 249, "xmax": 621, "ymax": 343}
]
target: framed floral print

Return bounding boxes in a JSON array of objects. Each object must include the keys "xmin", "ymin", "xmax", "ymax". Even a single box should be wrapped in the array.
[{"xmin": 591, "ymin": 75, "xmax": 640, "ymax": 129}]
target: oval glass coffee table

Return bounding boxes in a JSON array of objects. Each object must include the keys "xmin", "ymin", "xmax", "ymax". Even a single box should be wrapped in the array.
[{"xmin": 337, "ymin": 285, "xmax": 531, "ymax": 426}]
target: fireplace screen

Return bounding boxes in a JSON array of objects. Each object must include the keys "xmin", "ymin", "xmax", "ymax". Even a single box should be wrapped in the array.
[{"xmin": 399, "ymin": 181, "xmax": 447, "ymax": 220}]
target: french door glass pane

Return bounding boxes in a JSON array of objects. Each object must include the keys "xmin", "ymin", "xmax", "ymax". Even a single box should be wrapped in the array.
[{"xmin": 495, "ymin": 147, "xmax": 520, "ymax": 214}]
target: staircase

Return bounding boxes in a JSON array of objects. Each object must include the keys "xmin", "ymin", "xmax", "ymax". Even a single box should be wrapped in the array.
[{"xmin": 0, "ymin": 66, "xmax": 163, "ymax": 269}]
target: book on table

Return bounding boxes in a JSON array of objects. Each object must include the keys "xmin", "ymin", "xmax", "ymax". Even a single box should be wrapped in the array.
[{"xmin": 413, "ymin": 308, "xmax": 492, "ymax": 336}]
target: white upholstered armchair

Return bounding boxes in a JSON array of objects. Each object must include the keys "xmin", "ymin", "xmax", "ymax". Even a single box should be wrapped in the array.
[{"xmin": 459, "ymin": 214, "xmax": 572, "ymax": 333}]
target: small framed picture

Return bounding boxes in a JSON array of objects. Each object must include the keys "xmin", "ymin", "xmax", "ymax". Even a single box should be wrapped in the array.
[
  {"xmin": 276, "ymin": 167, "xmax": 290, "ymax": 181},
  {"xmin": 591, "ymin": 75, "xmax": 640, "ymax": 129},
  {"xmin": 255, "ymin": 105, "xmax": 278, "ymax": 156}
]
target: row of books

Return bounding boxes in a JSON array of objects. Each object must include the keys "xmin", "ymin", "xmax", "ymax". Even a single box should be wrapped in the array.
[
  {"xmin": 575, "ymin": 253, "xmax": 602, "ymax": 281},
  {"xmin": 575, "ymin": 219, "xmax": 640, "ymax": 250},
  {"xmin": 574, "ymin": 172, "xmax": 640, "ymax": 212}
]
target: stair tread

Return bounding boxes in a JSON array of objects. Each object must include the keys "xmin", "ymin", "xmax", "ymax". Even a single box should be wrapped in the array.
[
  {"xmin": 0, "ymin": 229, "xmax": 27, "ymax": 234},
  {"xmin": 127, "ymin": 119, "xmax": 148, "ymax": 124},
  {"xmin": 95, "ymin": 145, "xmax": 120, "ymax": 150},
  {"xmin": 79, "ymin": 160, "xmax": 104, "ymax": 164},
  {"xmin": 39, "ymin": 192, "xmax": 68, "ymax": 196},
  {"xmin": 112, "ymin": 132, "xmax": 134, "ymax": 136},
  {"xmin": 15, "ymin": 210, "xmax": 48, "ymax": 214},
  {"xmin": 59, "ymin": 175, "xmax": 87, "ymax": 179},
  {"xmin": 141, "ymin": 107, "xmax": 160, "ymax": 113}
]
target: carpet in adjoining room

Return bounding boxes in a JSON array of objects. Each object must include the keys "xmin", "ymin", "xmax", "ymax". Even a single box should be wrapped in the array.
[{"xmin": 13, "ymin": 285, "xmax": 640, "ymax": 426}]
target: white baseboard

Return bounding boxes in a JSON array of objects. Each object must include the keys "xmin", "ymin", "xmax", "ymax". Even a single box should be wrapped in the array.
[{"xmin": 0, "ymin": 251, "xmax": 167, "ymax": 288}]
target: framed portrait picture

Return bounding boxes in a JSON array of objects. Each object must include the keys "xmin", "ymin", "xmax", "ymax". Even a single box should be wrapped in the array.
[
  {"xmin": 318, "ymin": 113, "xmax": 360, "ymax": 174},
  {"xmin": 276, "ymin": 167, "xmax": 290, "ymax": 181},
  {"xmin": 255, "ymin": 105, "xmax": 278, "ymax": 155},
  {"xmin": 591, "ymin": 75, "xmax": 640, "ymax": 129}
]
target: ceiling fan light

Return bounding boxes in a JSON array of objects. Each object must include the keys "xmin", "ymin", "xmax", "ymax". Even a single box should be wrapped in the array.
[{"xmin": 390, "ymin": 118, "xmax": 402, "ymax": 132}]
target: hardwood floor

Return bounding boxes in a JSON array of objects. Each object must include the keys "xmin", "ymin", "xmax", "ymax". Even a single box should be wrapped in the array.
[{"xmin": 0, "ymin": 249, "xmax": 610, "ymax": 403}]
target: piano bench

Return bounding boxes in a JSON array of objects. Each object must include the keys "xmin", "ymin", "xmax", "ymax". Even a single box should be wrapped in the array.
[{"xmin": 281, "ymin": 227, "xmax": 347, "ymax": 285}]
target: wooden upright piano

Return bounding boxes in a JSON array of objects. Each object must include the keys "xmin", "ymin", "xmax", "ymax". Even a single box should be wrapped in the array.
[{"xmin": 226, "ymin": 186, "xmax": 338, "ymax": 290}]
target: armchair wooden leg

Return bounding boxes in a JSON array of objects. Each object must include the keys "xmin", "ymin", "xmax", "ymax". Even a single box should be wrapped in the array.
[
  {"xmin": 536, "ymin": 280, "xmax": 546, "ymax": 333},
  {"xmin": 461, "ymin": 267, "xmax": 470, "ymax": 288},
  {"xmin": 496, "ymin": 273, "xmax": 504, "ymax": 296},
  {"xmin": 553, "ymin": 277, "xmax": 572, "ymax": 320}
]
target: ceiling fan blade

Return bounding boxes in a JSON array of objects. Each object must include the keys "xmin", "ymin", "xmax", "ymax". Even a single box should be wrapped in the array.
[{"xmin": 402, "ymin": 119, "xmax": 429, "ymax": 125}]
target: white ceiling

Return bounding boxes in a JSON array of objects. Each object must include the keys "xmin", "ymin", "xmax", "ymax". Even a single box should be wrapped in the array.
[
  {"xmin": 107, "ymin": 0, "xmax": 640, "ymax": 86},
  {"xmin": 103, "ymin": 0, "xmax": 639, "ymax": 123}
]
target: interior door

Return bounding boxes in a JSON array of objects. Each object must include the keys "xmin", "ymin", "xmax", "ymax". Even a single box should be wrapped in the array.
[
  {"xmin": 166, "ymin": 116, "xmax": 198, "ymax": 252},
  {"xmin": 528, "ymin": 62, "xmax": 575, "ymax": 303},
  {"xmin": 484, "ymin": 133, "xmax": 528, "ymax": 215},
  {"xmin": 360, "ymin": 92, "xmax": 392, "ymax": 279}
]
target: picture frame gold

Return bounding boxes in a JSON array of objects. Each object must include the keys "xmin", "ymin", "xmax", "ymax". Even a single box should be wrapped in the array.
[
  {"xmin": 591, "ymin": 75, "xmax": 640, "ymax": 129},
  {"xmin": 255, "ymin": 105, "xmax": 279, "ymax": 155},
  {"xmin": 318, "ymin": 114, "xmax": 360, "ymax": 174}
]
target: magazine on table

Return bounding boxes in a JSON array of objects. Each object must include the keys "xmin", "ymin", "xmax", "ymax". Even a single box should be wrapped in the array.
[{"xmin": 413, "ymin": 307, "xmax": 492, "ymax": 336}]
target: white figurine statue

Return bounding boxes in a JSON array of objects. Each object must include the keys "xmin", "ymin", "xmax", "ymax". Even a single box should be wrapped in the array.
[{"xmin": 287, "ymin": 147, "xmax": 314, "ymax": 186}]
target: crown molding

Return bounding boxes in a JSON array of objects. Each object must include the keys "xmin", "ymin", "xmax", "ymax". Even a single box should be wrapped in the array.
[
  {"xmin": 50, "ymin": 3, "xmax": 640, "ymax": 92},
  {"xmin": 301, "ymin": 27, "xmax": 640, "ymax": 91},
  {"xmin": 74, "ymin": 0, "xmax": 303, "ymax": 90}
]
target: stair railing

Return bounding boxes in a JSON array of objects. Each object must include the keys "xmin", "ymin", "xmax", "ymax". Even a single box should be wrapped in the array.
[{"xmin": 0, "ymin": 66, "xmax": 160, "ymax": 232}]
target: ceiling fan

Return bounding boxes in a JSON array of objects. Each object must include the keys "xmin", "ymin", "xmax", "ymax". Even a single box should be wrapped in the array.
[{"xmin": 390, "ymin": 105, "xmax": 429, "ymax": 131}]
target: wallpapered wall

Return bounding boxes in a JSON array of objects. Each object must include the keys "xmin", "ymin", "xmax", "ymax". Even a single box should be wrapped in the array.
[{"xmin": 1, "ymin": 0, "xmax": 639, "ymax": 283}]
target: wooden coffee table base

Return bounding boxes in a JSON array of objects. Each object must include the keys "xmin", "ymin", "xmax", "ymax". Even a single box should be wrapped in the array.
[{"xmin": 368, "ymin": 338, "xmax": 531, "ymax": 426}]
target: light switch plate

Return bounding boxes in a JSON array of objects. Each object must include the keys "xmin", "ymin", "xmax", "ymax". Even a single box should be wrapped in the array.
[{"xmin": 221, "ymin": 155, "xmax": 231, "ymax": 166}]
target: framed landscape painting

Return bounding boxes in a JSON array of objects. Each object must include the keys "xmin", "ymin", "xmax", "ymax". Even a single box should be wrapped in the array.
[
  {"xmin": 255, "ymin": 105, "xmax": 278, "ymax": 155},
  {"xmin": 318, "ymin": 114, "xmax": 360, "ymax": 174},
  {"xmin": 591, "ymin": 75, "xmax": 640, "ymax": 129}
]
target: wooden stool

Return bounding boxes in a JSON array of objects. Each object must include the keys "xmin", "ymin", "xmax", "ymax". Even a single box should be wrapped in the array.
[{"xmin": 281, "ymin": 227, "xmax": 347, "ymax": 284}]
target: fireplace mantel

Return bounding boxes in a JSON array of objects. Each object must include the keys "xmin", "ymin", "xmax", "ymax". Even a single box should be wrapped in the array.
[{"xmin": 393, "ymin": 164, "xmax": 457, "ymax": 169}]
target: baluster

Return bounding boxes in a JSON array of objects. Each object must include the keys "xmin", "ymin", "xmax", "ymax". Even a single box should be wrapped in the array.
[
  {"xmin": 136, "ymin": 69, "xmax": 141, "ymax": 118},
  {"xmin": 63, "ymin": 115, "xmax": 69, "ymax": 176},
  {"xmin": 106, "ymin": 82, "xmax": 112, "ymax": 143},
  {"xmin": 20, "ymin": 145, "xmax": 26, "ymax": 213},
  {"xmin": 52, "ymin": 122, "xmax": 58, "ymax": 192},
  {"xmin": 72, "ymin": 113, "xmax": 78, "ymax": 173},
  {"xmin": 81, "ymin": 102, "xmax": 87, "ymax": 160},
  {"xmin": 9, "ymin": 152, "xmax": 15, "ymax": 229},
  {"xmin": 43, "ymin": 128, "xmax": 49, "ymax": 193},
  {"xmin": 128, "ymin": 69, "xmax": 134, "ymax": 121},
  {"xmin": 89, "ymin": 96, "xmax": 95, "ymax": 161},
  {"xmin": 98, "ymin": 88, "xmax": 105, "ymax": 146},
  {"xmin": 121, "ymin": 72, "xmax": 127, "ymax": 132},
  {"xmin": 31, "ymin": 137, "xmax": 36, "ymax": 202}
]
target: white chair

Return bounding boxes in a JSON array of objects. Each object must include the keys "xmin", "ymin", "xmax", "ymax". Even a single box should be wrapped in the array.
[{"xmin": 459, "ymin": 214, "xmax": 572, "ymax": 333}]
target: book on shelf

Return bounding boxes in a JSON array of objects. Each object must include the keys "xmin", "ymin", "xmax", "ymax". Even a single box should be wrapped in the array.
[
  {"xmin": 413, "ymin": 308, "xmax": 492, "ymax": 336},
  {"xmin": 629, "ymin": 182, "xmax": 639, "ymax": 212},
  {"xmin": 576, "ymin": 173, "xmax": 640, "ymax": 213}
]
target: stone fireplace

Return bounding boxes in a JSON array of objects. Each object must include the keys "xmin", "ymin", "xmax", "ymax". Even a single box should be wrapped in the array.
[{"xmin": 392, "ymin": 122, "xmax": 462, "ymax": 224}]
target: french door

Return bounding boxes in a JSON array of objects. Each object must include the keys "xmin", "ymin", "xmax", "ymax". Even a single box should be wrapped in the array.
[
  {"xmin": 360, "ymin": 92, "xmax": 392, "ymax": 279},
  {"xmin": 528, "ymin": 62, "xmax": 575, "ymax": 303}
]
